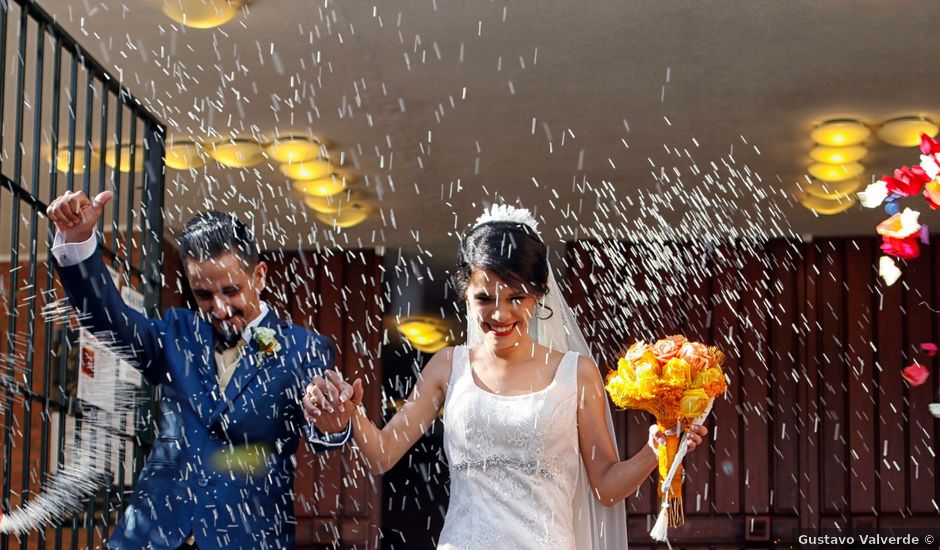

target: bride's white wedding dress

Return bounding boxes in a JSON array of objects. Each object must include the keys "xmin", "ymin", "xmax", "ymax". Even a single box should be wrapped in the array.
[{"xmin": 437, "ymin": 345, "xmax": 581, "ymax": 550}]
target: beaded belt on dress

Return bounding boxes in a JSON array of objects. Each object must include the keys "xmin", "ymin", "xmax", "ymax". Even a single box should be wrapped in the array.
[{"xmin": 451, "ymin": 457, "xmax": 555, "ymax": 479}]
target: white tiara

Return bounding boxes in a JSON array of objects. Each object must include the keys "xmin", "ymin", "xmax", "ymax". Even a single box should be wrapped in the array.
[{"xmin": 473, "ymin": 204, "xmax": 540, "ymax": 235}]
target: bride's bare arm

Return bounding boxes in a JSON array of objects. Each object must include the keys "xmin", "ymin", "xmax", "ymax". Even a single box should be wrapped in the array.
[
  {"xmin": 352, "ymin": 348, "xmax": 452, "ymax": 474},
  {"xmin": 576, "ymin": 356, "xmax": 706, "ymax": 506}
]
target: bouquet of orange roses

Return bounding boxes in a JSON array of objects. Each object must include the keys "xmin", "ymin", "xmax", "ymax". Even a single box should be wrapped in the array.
[{"xmin": 604, "ymin": 335, "xmax": 727, "ymax": 540}]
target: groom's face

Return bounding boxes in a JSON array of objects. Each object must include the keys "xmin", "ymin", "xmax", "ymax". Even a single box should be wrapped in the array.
[{"xmin": 185, "ymin": 252, "xmax": 268, "ymax": 343}]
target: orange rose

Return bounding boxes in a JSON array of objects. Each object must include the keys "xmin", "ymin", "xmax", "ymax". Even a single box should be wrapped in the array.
[
  {"xmin": 678, "ymin": 342, "xmax": 710, "ymax": 375},
  {"xmin": 652, "ymin": 336, "xmax": 685, "ymax": 363},
  {"xmin": 623, "ymin": 341, "xmax": 649, "ymax": 362}
]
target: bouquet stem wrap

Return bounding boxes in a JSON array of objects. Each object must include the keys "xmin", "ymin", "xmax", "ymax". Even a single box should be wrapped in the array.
[{"xmin": 656, "ymin": 421, "xmax": 684, "ymax": 528}]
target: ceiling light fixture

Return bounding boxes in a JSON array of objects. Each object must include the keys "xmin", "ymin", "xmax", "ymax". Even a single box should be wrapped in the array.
[
  {"xmin": 314, "ymin": 200, "xmax": 373, "ymax": 229},
  {"xmin": 798, "ymin": 193, "xmax": 856, "ymax": 215},
  {"xmin": 876, "ymin": 116, "xmax": 940, "ymax": 147},
  {"xmin": 302, "ymin": 190, "xmax": 364, "ymax": 214},
  {"xmin": 808, "ymin": 162, "xmax": 865, "ymax": 182},
  {"xmin": 810, "ymin": 119, "xmax": 870, "ymax": 146},
  {"xmin": 265, "ymin": 135, "xmax": 325, "ymax": 164},
  {"xmin": 280, "ymin": 159, "xmax": 334, "ymax": 181},
  {"xmin": 165, "ymin": 140, "xmax": 208, "ymax": 170},
  {"xmin": 161, "ymin": 0, "xmax": 243, "ymax": 29},
  {"xmin": 291, "ymin": 171, "xmax": 353, "ymax": 197},
  {"xmin": 809, "ymin": 145, "xmax": 868, "ymax": 165},
  {"xmin": 105, "ymin": 144, "xmax": 144, "ymax": 173},
  {"xmin": 803, "ymin": 178, "xmax": 863, "ymax": 200},
  {"xmin": 397, "ymin": 317, "xmax": 451, "ymax": 353},
  {"xmin": 209, "ymin": 138, "xmax": 264, "ymax": 168},
  {"xmin": 53, "ymin": 145, "xmax": 98, "ymax": 174}
]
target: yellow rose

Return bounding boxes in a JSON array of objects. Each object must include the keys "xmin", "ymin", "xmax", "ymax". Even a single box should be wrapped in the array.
[
  {"xmin": 679, "ymin": 388, "xmax": 710, "ymax": 419},
  {"xmin": 636, "ymin": 350, "xmax": 661, "ymax": 376},
  {"xmin": 661, "ymin": 357, "xmax": 692, "ymax": 387},
  {"xmin": 692, "ymin": 367, "xmax": 723, "ymax": 388},
  {"xmin": 616, "ymin": 358, "xmax": 636, "ymax": 382},
  {"xmin": 633, "ymin": 362, "xmax": 659, "ymax": 398},
  {"xmin": 623, "ymin": 341, "xmax": 649, "ymax": 362}
]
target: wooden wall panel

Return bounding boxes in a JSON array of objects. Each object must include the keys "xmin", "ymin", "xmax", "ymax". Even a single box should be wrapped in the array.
[
  {"xmin": 844, "ymin": 239, "xmax": 877, "ymax": 514},
  {"xmin": 560, "ymin": 236, "xmax": 939, "ymax": 548}
]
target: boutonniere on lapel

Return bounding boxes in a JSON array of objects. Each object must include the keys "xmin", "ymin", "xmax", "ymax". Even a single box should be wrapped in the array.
[{"xmin": 252, "ymin": 327, "xmax": 282, "ymax": 365}]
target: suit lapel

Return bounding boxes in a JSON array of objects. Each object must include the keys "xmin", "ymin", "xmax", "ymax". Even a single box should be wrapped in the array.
[
  {"xmin": 209, "ymin": 310, "xmax": 287, "ymax": 421},
  {"xmin": 195, "ymin": 316, "xmax": 222, "ymax": 399}
]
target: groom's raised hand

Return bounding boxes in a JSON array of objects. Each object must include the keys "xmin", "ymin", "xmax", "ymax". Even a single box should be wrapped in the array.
[
  {"xmin": 303, "ymin": 370, "xmax": 363, "ymax": 433},
  {"xmin": 46, "ymin": 190, "xmax": 114, "ymax": 242}
]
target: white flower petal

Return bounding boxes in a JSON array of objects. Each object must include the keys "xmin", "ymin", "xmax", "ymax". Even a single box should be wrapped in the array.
[
  {"xmin": 920, "ymin": 155, "xmax": 940, "ymax": 179},
  {"xmin": 857, "ymin": 180, "xmax": 889, "ymax": 208},
  {"xmin": 878, "ymin": 255, "xmax": 902, "ymax": 286}
]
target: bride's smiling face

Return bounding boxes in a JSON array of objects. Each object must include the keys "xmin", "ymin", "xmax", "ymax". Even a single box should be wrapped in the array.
[{"xmin": 466, "ymin": 268, "xmax": 540, "ymax": 351}]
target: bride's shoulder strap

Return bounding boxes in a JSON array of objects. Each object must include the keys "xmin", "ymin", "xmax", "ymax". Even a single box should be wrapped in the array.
[{"xmin": 447, "ymin": 344, "xmax": 468, "ymax": 383}]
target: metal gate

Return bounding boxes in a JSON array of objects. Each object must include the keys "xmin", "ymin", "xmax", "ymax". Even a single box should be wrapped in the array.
[{"xmin": 0, "ymin": 0, "xmax": 165, "ymax": 547}]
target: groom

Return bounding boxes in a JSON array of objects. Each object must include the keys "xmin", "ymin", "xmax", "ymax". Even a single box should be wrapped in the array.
[{"xmin": 47, "ymin": 190, "xmax": 355, "ymax": 550}]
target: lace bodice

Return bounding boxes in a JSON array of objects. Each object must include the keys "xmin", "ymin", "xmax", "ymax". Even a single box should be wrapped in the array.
[{"xmin": 437, "ymin": 346, "xmax": 581, "ymax": 550}]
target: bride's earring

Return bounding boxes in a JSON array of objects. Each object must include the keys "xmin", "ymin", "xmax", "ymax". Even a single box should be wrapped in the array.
[{"xmin": 537, "ymin": 300, "xmax": 553, "ymax": 321}]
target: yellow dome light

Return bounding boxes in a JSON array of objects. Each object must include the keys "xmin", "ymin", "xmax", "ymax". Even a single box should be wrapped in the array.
[
  {"xmin": 798, "ymin": 193, "xmax": 856, "ymax": 215},
  {"xmin": 397, "ymin": 317, "xmax": 451, "ymax": 353},
  {"xmin": 809, "ymin": 145, "xmax": 867, "ymax": 165},
  {"xmin": 161, "ymin": 0, "xmax": 243, "ymax": 29},
  {"xmin": 209, "ymin": 138, "xmax": 264, "ymax": 168},
  {"xmin": 165, "ymin": 141, "xmax": 208, "ymax": 170},
  {"xmin": 877, "ymin": 116, "xmax": 939, "ymax": 147},
  {"xmin": 412, "ymin": 338, "xmax": 448, "ymax": 354},
  {"xmin": 291, "ymin": 171, "xmax": 353, "ymax": 197},
  {"xmin": 398, "ymin": 318, "xmax": 441, "ymax": 338},
  {"xmin": 302, "ymin": 190, "xmax": 364, "ymax": 214},
  {"xmin": 280, "ymin": 159, "xmax": 333, "ymax": 181},
  {"xmin": 105, "ymin": 144, "xmax": 144, "ymax": 173},
  {"xmin": 803, "ymin": 178, "xmax": 862, "ymax": 200},
  {"xmin": 810, "ymin": 119, "xmax": 870, "ymax": 146},
  {"xmin": 314, "ymin": 200, "xmax": 373, "ymax": 229},
  {"xmin": 265, "ymin": 136, "xmax": 324, "ymax": 164},
  {"xmin": 808, "ymin": 162, "xmax": 864, "ymax": 182},
  {"xmin": 53, "ymin": 145, "xmax": 98, "ymax": 174}
]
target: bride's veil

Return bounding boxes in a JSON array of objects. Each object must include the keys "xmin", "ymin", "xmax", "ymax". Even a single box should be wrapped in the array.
[{"xmin": 464, "ymin": 206, "xmax": 629, "ymax": 550}]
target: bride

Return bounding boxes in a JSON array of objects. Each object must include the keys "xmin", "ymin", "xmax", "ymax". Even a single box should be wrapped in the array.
[{"xmin": 305, "ymin": 205, "xmax": 707, "ymax": 549}]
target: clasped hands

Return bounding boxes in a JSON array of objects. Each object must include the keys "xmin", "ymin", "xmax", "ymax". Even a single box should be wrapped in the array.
[{"xmin": 303, "ymin": 371, "xmax": 363, "ymax": 434}]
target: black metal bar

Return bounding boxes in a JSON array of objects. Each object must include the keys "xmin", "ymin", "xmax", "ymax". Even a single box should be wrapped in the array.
[
  {"xmin": 1, "ymin": 6, "xmax": 29, "ymax": 548},
  {"xmin": 19, "ymin": 10, "xmax": 46, "ymax": 549},
  {"xmin": 111, "ymin": 93, "xmax": 123, "ymax": 253},
  {"xmin": 124, "ymin": 114, "xmax": 138, "ymax": 274},
  {"xmin": 39, "ymin": 33, "xmax": 63, "ymax": 550},
  {"xmin": 0, "ymin": 0, "xmax": 8, "ymax": 176},
  {"xmin": 96, "ymin": 79, "xmax": 108, "ymax": 236},
  {"xmin": 65, "ymin": 52, "xmax": 78, "ymax": 191},
  {"xmin": 81, "ymin": 67, "xmax": 94, "ymax": 195}
]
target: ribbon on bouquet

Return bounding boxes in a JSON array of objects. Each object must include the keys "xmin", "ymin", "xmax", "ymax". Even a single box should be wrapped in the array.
[{"xmin": 649, "ymin": 398, "xmax": 715, "ymax": 543}]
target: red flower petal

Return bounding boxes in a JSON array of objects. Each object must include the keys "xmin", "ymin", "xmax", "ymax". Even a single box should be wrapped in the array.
[
  {"xmin": 902, "ymin": 363, "xmax": 930, "ymax": 386},
  {"xmin": 920, "ymin": 343, "xmax": 938, "ymax": 357},
  {"xmin": 880, "ymin": 235, "xmax": 921, "ymax": 260},
  {"xmin": 920, "ymin": 133, "xmax": 940, "ymax": 155}
]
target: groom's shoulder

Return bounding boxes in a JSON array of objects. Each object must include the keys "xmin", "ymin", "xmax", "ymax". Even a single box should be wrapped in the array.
[{"xmin": 271, "ymin": 317, "xmax": 332, "ymax": 351}]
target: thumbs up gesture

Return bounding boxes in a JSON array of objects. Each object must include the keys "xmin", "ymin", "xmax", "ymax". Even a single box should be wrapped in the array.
[{"xmin": 46, "ymin": 190, "xmax": 114, "ymax": 243}]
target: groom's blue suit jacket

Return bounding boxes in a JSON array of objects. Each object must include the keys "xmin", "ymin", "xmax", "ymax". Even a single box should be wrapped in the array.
[{"xmin": 55, "ymin": 248, "xmax": 345, "ymax": 550}]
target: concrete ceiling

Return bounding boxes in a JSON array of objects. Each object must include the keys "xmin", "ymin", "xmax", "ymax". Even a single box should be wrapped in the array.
[{"xmin": 36, "ymin": 0, "xmax": 940, "ymax": 268}]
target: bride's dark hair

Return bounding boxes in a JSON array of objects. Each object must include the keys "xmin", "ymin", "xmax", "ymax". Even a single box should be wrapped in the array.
[{"xmin": 455, "ymin": 221, "xmax": 550, "ymax": 297}]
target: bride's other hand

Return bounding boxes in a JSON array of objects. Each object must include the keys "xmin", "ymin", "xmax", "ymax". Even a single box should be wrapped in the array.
[{"xmin": 646, "ymin": 425, "xmax": 667, "ymax": 453}]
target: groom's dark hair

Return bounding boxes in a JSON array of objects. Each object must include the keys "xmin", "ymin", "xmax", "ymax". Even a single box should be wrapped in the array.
[{"xmin": 178, "ymin": 211, "xmax": 259, "ymax": 267}]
